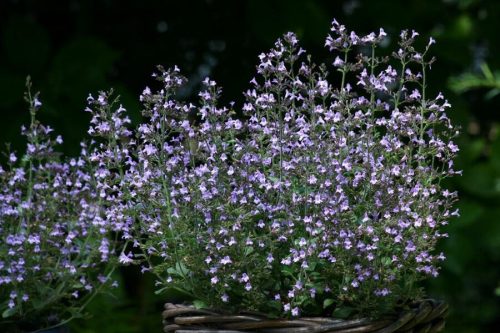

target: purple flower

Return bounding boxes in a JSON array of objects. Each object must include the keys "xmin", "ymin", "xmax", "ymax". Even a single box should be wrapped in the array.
[
  {"xmin": 33, "ymin": 97, "xmax": 42, "ymax": 108},
  {"xmin": 119, "ymin": 252, "xmax": 134, "ymax": 265},
  {"xmin": 221, "ymin": 256, "xmax": 232, "ymax": 265}
]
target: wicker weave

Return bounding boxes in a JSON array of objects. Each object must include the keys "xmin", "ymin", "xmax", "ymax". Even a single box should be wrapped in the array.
[{"xmin": 162, "ymin": 299, "xmax": 447, "ymax": 333}]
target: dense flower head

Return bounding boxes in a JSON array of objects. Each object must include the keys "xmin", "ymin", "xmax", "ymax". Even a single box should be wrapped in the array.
[
  {"xmin": 90, "ymin": 20, "xmax": 459, "ymax": 318},
  {"xmin": 0, "ymin": 85, "xmax": 122, "ymax": 330}
]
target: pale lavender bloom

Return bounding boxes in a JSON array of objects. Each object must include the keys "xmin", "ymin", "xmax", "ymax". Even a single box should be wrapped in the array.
[
  {"xmin": 266, "ymin": 253, "xmax": 274, "ymax": 263},
  {"xmin": 119, "ymin": 252, "xmax": 134, "ymax": 265},
  {"xmin": 333, "ymin": 56, "xmax": 344, "ymax": 67},
  {"xmin": 34, "ymin": 97, "xmax": 42, "ymax": 108},
  {"xmin": 220, "ymin": 256, "xmax": 232, "ymax": 265},
  {"xmin": 9, "ymin": 153, "xmax": 17, "ymax": 163}
]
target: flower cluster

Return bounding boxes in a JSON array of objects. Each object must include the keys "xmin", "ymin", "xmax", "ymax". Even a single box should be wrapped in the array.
[
  {"xmin": 87, "ymin": 20, "xmax": 459, "ymax": 318},
  {"xmin": 4, "ymin": 19, "xmax": 459, "ymax": 322},
  {"xmin": 0, "ymin": 81, "xmax": 123, "ymax": 331}
]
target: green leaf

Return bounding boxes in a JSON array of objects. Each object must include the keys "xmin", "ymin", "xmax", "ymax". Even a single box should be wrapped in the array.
[
  {"xmin": 449, "ymin": 62, "xmax": 500, "ymax": 95},
  {"xmin": 167, "ymin": 262, "xmax": 190, "ymax": 277},
  {"xmin": 323, "ymin": 298, "xmax": 335, "ymax": 309},
  {"xmin": 154, "ymin": 286, "xmax": 170, "ymax": 295},
  {"xmin": 244, "ymin": 246, "xmax": 254, "ymax": 256},
  {"xmin": 268, "ymin": 176, "xmax": 279, "ymax": 183},
  {"xmin": 192, "ymin": 300, "xmax": 207, "ymax": 309},
  {"xmin": 156, "ymin": 286, "xmax": 194, "ymax": 302},
  {"xmin": 267, "ymin": 301, "xmax": 283, "ymax": 312},
  {"xmin": 381, "ymin": 257, "xmax": 392, "ymax": 266},
  {"xmin": 333, "ymin": 306, "xmax": 354, "ymax": 319},
  {"xmin": 485, "ymin": 88, "xmax": 500, "ymax": 100},
  {"xmin": 281, "ymin": 266, "xmax": 295, "ymax": 278},
  {"xmin": 307, "ymin": 260, "xmax": 317, "ymax": 271},
  {"xmin": 67, "ymin": 306, "xmax": 85, "ymax": 319},
  {"xmin": 176, "ymin": 262, "xmax": 189, "ymax": 275},
  {"xmin": 480, "ymin": 62, "xmax": 494, "ymax": 81},
  {"xmin": 2, "ymin": 307, "xmax": 16, "ymax": 319}
]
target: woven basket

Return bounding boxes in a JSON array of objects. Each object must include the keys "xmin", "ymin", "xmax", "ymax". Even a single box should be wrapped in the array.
[{"xmin": 162, "ymin": 299, "xmax": 447, "ymax": 333}]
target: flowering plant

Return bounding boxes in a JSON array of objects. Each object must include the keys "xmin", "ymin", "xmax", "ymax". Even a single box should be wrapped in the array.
[
  {"xmin": 0, "ymin": 80, "xmax": 124, "ymax": 332},
  {"xmin": 93, "ymin": 20, "xmax": 459, "ymax": 318}
]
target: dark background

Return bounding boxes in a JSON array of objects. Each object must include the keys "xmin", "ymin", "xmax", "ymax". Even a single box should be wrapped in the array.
[{"xmin": 1, "ymin": 0, "xmax": 499, "ymax": 332}]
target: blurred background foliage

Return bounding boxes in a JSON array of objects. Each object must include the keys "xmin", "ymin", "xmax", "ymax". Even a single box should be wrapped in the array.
[{"xmin": 0, "ymin": 0, "xmax": 499, "ymax": 332}]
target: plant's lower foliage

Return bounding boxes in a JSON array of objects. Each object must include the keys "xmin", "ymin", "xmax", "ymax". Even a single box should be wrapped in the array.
[{"xmin": 87, "ymin": 20, "xmax": 459, "ymax": 318}]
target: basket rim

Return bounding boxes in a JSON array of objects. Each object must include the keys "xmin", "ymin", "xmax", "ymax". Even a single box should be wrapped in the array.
[{"xmin": 162, "ymin": 299, "xmax": 448, "ymax": 333}]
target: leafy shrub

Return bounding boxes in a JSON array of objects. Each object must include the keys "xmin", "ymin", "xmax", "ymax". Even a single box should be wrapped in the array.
[
  {"xmin": 88, "ymin": 20, "xmax": 460, "ymax": 318},
  {"xmin": 0, "ymin": 80, "xmax": 124, "ymax": 331}
]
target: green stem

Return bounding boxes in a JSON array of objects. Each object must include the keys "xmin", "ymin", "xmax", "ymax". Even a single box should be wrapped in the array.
[
  {"xmin": 394, "ymin": 59, "xmax": 407, "ymax": 110},
  {"xmin": 369, "ymin": 44, "xmax": 376, "ymax": 105},
  {"xmin": 340, "ymin": 49, "xmax": 349, "ymax": 92},
  {"xmin": 417, "ymin": 60, "xmax": 428, "ymax": 168}
]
